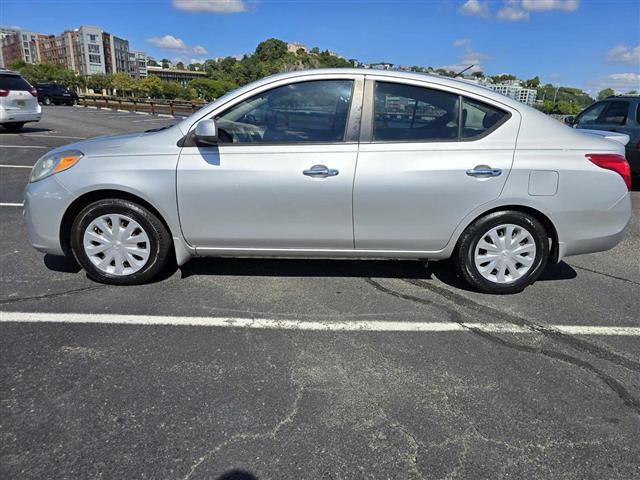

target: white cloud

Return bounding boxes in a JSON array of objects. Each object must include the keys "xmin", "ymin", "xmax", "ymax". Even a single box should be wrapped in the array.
[
  {"xmin": 497, "ymin": 4, "xmax": 530, "ymax": 21},
  {"xmin": 173, "ymin": 0, "xmax": 247, "ymax": 13},
  {"xmin": 605, "ymin": 45, "xmax": 640, "ymax": 65},
  {"xmin": 586, "ymin": 73, "xmax": 640, "ymax": 95},
  {"xmin": 521, "ymin": 0, "xmax": 579, "ymax": 12},
  {"xmin": 148, "ymin": 35, "xmax": 208, "ymax": 55},
  {"xmin": 459, "ymin": 0, "xmax": 490, "ymax": 17},
  {"xmin": 440, "ymin": 40, "xmax": 489, "ymax": 74},
  {"xmin": 453, "ymin": 38, "xmax": 471, "ymax": 47}
]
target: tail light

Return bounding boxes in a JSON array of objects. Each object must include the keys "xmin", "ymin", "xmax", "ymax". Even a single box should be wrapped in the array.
[
  {"xmin": 586, "ymin": 153, "xmax": 631, "ymax": 191},
  {"xmin": 30, "ymin": 88, "xmax": 37, "ymax": 97},
  {"xmin": 0, "ymin": 89, "xmax": 9, "ymax": 97}
]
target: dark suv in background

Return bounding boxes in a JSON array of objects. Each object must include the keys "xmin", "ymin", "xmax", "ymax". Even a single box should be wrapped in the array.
[
  {"xmin": 35, "ymin": 83, "xmax": 79, "ymax": 106},
  {"xmin": 566, "ymin": 95, "xmax": 640, "ymax": 178}
]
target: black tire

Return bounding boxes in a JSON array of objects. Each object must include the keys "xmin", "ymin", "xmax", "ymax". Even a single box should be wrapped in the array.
[
  {"xmin": 42, "ymin": 95, "xmax": 52, "ymax": 105},
  {"xmin": 70, "ymin": 199, "xmax": 172, "ymax": 285},
  {"xmin": 2, "ymin": 122, "xmax": 25, "ymax": 132},
  {"xmin": 454, "ymin": 210, "xmax": 549, "ymax": 294}
]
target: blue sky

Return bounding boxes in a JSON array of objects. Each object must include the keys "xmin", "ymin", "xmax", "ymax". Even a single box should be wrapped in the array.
[{"xmin": 1, "ymin": 0, "xmax": 638, "ymax": 94}]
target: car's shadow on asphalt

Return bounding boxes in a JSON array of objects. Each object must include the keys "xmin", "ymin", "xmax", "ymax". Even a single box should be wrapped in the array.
[
  {"xmin": 43, "ymin": 254, "xmax": 578, "ymax": 291},
  {"xmin": 0, "ymin": 126, "xmax": 53, "ymax": 134}
]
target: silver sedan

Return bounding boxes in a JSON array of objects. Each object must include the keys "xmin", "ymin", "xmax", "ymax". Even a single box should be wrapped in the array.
[{"xmin": 24, "ymin": 69, "xmax": 632, "ymax": 294}]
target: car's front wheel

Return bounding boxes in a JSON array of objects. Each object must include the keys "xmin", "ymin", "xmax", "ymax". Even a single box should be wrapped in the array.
[
  {"xmin": 454, "ymin": 211, "xmax": 549, "ymax": 294},
  {"xmin": 70, "ymin": 199, "xmax": 172, "ymax": 285}
]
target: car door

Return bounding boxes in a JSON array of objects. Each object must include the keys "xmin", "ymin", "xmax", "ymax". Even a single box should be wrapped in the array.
[
  {"xmin": 353, "ymin": 77, "xmax": 520, "ymax": 252},
  {"xmin": 177, "ymin": 75, "xmax": 363, "ymax": 251}
]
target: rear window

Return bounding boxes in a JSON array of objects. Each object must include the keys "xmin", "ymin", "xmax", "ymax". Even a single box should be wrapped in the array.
[
  {"xmin": 0, "ymin": 74, "xmax": 32, "ymax": 91},
  {"xmin": 600, "ymin": 101, "xmax": 629, "ymax": 125}
]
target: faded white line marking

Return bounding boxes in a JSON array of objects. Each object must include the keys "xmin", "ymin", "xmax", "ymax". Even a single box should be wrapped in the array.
[
  {"xmin": 0, "ymin": 164, "xmax": 32, "ymax": 169},
  {"xmin": 1, "ymin": 311, "xmax": 639, "ymax": 336},
  {"xmin": 0, "ymin": 145, "xmax": 48, "ymax": 149},
  {"xmin": 0, "ymin": 203, "xmax": 24, "ymax": 207}
]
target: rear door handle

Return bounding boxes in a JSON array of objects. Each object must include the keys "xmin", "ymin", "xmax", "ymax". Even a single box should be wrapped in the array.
[
  {"xmin": 303, "ymin": 164, "xmax": 339, "ymax": 178},
  {"xmin": 466, "ymin": 165, "xmax": 502, "ymax": 178}
]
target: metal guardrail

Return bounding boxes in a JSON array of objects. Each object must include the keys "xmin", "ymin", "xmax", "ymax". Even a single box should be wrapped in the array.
[{"xmin": 79, "ymin": 95, "xmax": 206, "ymax": 116}]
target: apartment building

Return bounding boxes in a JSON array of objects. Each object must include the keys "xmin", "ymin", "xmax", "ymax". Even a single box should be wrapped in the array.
[
  {"xmin": 37, "ymin": 31, "xmax": 77, "ymax": 71},
  {"xmin": 73, "ymin": 25, "xmax": 106, "ymax": 75},
  {"xmin": 486, "ymin": 82, "xmax": 538, "ymax": 105},
  {"xmin": 0, "ymin": 29, "xmax": 47, "ymax": 68},
  {"xmin": 128, "ymin": 51, "xmax": 148, "ymax": 79},
  {"xmin": 103, "ymin": 32, "xmax": 130, "ymax": 74},
  {"xmin": 286, "ymin": 42, "xmax": 307, "ymax": 53}
]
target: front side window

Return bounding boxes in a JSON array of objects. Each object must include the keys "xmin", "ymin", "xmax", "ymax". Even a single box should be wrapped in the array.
[
  {"xmin": 600, "ymin": 101, "xmax": 629, "ymax": 125},
  {"xmin": 373, "ymin": 82, "xmax": 459, "ymax": 141},
  {"xmin": 576, "ymin": 102, "xmax": 607, "ymax": 126},
  {"xmin": 215, "ymin": 80, "xmax": 354, "ymax": 144},
  {"xmin": 461, "ymin": 97, "xmax": 508, "ymax": 138}
]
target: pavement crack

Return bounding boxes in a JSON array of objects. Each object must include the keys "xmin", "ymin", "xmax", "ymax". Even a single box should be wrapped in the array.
[
  {"xmin": 365, "ymin": 278, "xmax": 640, "ymax": 416},
  {"xmin": 0, "ymin": 285, "xmax": 107, "ymax": 305},
  {"xmin": 569, "ymin": 263, "xmax": 640, "ymax": 287},
  {"xmin": 180, "ymin": 384, "xmax": 305, "ymax": 480},
  {"xmin": 405, "ymin": 278, "xmax": 640, "ymax": 374}
]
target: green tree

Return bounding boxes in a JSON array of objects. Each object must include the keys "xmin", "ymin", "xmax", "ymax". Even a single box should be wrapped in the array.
[
  {"xmin": 86, "ymin": 73, "xmax": 113, "ymax": 94},
  {"xmin": 162, "ymin": 81, "xmax": 183, "ymax": 99},
  {"xmin": 175, "ymin": 61, "xmax": 185, "ymax": 70},
  {"xmin": 147, "ymin": 58, "xmax": 159, "ymax": 67},
  {"xmin": 111, "ymin": 72, "xmax": 135, "ymax": 96},
  {"xmin": 254, "ymin": 38, "xmax": 287, "ymax": 62},
  {"xmin": 597, "ymin": 88, "xmax": 615, "ymax": 100},
  {"xmin": 138, "ymin": 75, "xmax": 163, "ymax": 98},
  {"xmin": 161, "ymin": 58, "xmax": 171, "ymax": 69}
]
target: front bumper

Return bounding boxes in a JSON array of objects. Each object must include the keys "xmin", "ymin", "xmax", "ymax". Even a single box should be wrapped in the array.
[{"xmin": 23, "ymin": 175, "xmax": 76, "ymax": 255}]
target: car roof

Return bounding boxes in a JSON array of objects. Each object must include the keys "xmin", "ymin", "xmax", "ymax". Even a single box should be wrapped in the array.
[
  {"xmin": 0, "ymin": 69, "xmax": 21, "ymax": 76},
  {"xmin": 605, "ymin": 95, "xmax": 640, "ymax": 101}
]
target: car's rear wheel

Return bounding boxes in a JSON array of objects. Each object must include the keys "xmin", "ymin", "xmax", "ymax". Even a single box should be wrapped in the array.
[
  {"xmin": 70, "ymin": 199, "xmax": 172, "ymax": 285},
  {"xmin": 42, "ymin": 95, "xmax": 52, "ymax": 105},
  {"xmin": 2, "ymin": 122, "xmax": 25, "ymax": 132},
  {"xmin": 454, "ymin": 211, "xmax": 549, "ymax": 294}
]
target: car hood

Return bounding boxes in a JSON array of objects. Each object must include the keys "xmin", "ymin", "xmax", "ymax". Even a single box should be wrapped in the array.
[{"xmin": 45, "ymin": 124, "xmax": 185, "ymax": 158}]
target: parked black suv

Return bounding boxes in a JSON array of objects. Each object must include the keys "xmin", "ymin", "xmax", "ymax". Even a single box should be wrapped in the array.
[
  {"xmin": 35, "ymin": 83, "xmax": 79, "ymax": 106},
  {"xmin": 566, "ymin": 95, "xmax": 640, "ymax": 178}
]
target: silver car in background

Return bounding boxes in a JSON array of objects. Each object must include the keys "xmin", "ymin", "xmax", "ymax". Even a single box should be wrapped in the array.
[{"xmin": 23, "ymin": 69, "xmax": 632, "ymax": 294}]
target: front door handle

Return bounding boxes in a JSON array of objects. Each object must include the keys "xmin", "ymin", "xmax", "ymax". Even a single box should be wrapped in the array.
[
  {"xmin": 466, "ymin": 165, "xmax": 502, "ymax": 178},
  {"xmin": 303, "ymin": 164, "xmax": 339, "ymax": 178}
]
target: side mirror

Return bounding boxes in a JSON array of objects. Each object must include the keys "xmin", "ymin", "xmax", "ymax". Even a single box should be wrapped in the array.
[
  {"xmin": 194, "ymin": 119, "xmax": 218, "ymax": 145},
  {"xmin": 564, "ymin": 116, "xmax": 576, "ymax": 126}
]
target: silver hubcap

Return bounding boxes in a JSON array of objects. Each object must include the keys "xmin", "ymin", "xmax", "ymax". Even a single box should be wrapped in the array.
[
  {"xmin": 474, "ymin": 224, "xmax": 536, "ymax": 284},
  {"xmin": 83, "ymin": 214, "xmax": 150, "ymax": 276}
]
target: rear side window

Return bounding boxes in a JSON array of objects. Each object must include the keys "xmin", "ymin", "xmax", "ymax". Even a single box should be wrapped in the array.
[
  {"xmin": 600, "ymin": 101, "xmax": 629, "ymax": 125},
  {"xmin": 636, "ymin": 103, "xmax": 640, "ymax": 124},
  {"xmin": 461, "ymin": 98, "xmax": 508, "ymax": 139},
  {"xmin": 373, "ymin": 82, "xmax": 460, "ymax": 141},
  {"xmin": 576, "ymin": 102, "xmax": 607, "ymax": 126},
  {"xmin": 0, "ymin": 74, "xmax": 32, "ymax": 91}
]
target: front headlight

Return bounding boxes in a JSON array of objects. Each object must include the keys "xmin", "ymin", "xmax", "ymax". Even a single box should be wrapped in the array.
[{"xmin": 30, "ymin": 150, "xmax": 84, "ymax": 183}]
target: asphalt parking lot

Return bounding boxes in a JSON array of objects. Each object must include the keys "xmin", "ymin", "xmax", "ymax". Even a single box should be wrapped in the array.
[{"xmin": 1, "ymin": 106, "xmax": 639, "ymax": 480}]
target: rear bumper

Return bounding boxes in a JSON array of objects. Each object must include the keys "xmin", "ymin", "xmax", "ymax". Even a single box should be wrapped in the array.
[
  {"xmin": 0, "ymin": 106, "xmax": 42, "ymax": 124},
  {"xmin": 23, "ymin": 175, "xmax": 76, "ymax": 256},
  {"xmin": 559, "ymin": 192, "xmax": 632, "ymax": 260}
]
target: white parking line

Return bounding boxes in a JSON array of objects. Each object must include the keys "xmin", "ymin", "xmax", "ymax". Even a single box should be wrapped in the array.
[
  {"xmin": 0, "ymin": 145, "xmax": 48, "ymax": 149},
  {"xmin": 0, "ymin": 203, "xmax": 24, "ymax": 207},
  {"xmin": 1, "ymin": 311, "xmax": 639, "ymax": 336},
  {"xmin": 0, "ymin": 164, "xmax": 32, "ymax": 169}
]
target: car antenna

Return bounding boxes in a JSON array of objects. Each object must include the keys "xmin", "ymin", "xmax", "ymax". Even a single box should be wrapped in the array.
[{"xmin": 454, "ymin": 65, "xmax": 474, "ymax": 78}]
